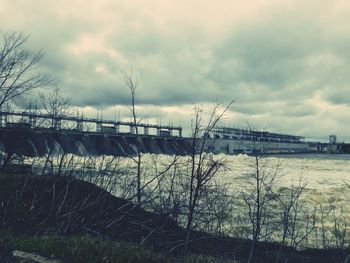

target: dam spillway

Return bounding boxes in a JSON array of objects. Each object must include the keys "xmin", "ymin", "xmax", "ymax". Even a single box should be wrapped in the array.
[
  {"xmin": 0, "ymin": 110, "xmax": 189, "ymax": 157},
  {"xmin": 0, "ymin": 110, "xmax": 349, "ymax": 157},
  {"xmin": 0, "ymin": 128, "xmax": 192, "ymax": 157},
  {"xmin": 1, "ymin": 127, "xmax": 349, "ymax": 157}
]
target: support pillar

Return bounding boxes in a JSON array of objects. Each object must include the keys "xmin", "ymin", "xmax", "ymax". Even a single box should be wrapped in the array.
[
  {"xmin": 52, "ymin": 118, "xmax": 61, "ymax": 130},
  {"xmin": 0, "ymin": 113, "xmax": 7, "ymax": 128},
  {"xmin": 179, "ymin": 128, "xmax": 182, "ymax": 137},
  {"xmin": 56, "ymin": 119, "xmax": 61, "ymax": 130},
  {"xmin": 144, "ymin": 127, "xmax": 149, "ymax": 135},
  {"xmin": 96, "ymin": 122, "xmax": 102, "ymax": 132},
  {"xmin": 114, "ymin": 123, "xmax": 119, "ymax": 133},
  {"xmin": 29, "ymin": 115, "xmax": 36, "ymax": 128},
  {"xmin": 157, "ymin": 127, "xmax": 161, "ymax": 136},
  {"xmin": 130, "ymin": 125, "xmax": 135, "ymax": 134},
  {"xmin": 77, "ymin": 120, "xmax": 83, "ymax": 131}
]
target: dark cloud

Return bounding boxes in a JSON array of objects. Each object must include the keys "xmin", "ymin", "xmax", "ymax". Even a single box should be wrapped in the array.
[
  {"xmin": 1, "ymin": 0, "xmax": 350, "ymax": 139},
  {"xmin": 322, "ymin": 85, "xmax": 350, "ymax": 105}
]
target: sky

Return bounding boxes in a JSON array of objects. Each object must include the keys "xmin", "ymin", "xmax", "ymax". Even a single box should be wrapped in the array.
[{"xmin": 1, "ymin": 0, "xmax": 350, "ymax": 141}]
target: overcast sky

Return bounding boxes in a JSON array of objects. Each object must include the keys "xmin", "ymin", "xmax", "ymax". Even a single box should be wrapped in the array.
[{"xmin": 1, "ymin": 0, "xmax": 350, "ymax": 141}]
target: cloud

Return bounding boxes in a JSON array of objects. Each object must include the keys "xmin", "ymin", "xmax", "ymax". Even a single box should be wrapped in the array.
[{"xmin": 1, "ymin": 0, "xmax": 350, "ymax": 139}]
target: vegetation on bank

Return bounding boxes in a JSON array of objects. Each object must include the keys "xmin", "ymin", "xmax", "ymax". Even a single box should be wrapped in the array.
[
  {"xmin": 0, "ymin": 172, "xmax": 350, "ymax": 263},
  {"xmin": 1, "ymin": 232, "xmax": 239, "ymax": 263},
  {"xmin": 0, "ymin": 171, "xmax": 239, "ymax": 262}
]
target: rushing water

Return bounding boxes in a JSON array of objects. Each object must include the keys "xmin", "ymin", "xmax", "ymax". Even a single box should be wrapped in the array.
[
  {"xmin": 29, "ymin": 153, "xmax": 350, "ymax": 248},
  {"xmin": 32, "ymin": 153, "xmax": 350, "ymax": 211},
  {"xmin": 215, "ymin": 153, "xmax": 350, "ymax": 247},
  {"xmin": 220, "ymin": 153, "xmax": 350, "ymax": 188},
  {"xmin": 227, "ymin": 153, "xmax": 350, "ymax": 209},
  {"xmin": 206, "ymin": 153, "xmax": 350, "ymax": 210}
]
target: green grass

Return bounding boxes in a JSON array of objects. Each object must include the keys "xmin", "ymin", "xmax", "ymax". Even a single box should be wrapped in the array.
[{"xmin": 0, "ymin": 231, "xmax": 238, "ymax": 263}]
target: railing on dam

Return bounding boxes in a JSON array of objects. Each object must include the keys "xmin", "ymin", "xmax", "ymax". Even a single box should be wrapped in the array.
[{"xmin": 0, "ymin": 110, "xmax": 182, "ymax": 137}]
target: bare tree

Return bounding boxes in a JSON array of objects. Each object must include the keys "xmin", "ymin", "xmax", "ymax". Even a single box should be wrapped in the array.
[
  {"xmin": 38, "ymin": 86, "xmax": 71, "ymax": 129},
  {"xmin": 121, "ymin": 70, "xmax": 143, "ymax": 206},
  {"xmin": 275, "ymin": 178, "xmax": 307, "ymax": 262},
  {"xmin": 241, "ymin": 130, "xmax": 283, "ymax": 263},
  {"xmin": 39, "ymin": 86, "xmax": 71, "ymax": 117},
  {"xmin": 183, "ymin": 101, "xmax": 233, "ymax": 254},
  {"xmin": 0, "ymin": 31, "xmax": 52, "ymax": 108},
  {"xmin": 38, "ymin": 86, "xmax": 72, "ymax": 175}
]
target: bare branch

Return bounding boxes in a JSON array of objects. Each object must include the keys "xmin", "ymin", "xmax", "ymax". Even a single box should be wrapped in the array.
[{"xmin": 0, "ymin": 31, "xmax": 53, "ymax": 108}]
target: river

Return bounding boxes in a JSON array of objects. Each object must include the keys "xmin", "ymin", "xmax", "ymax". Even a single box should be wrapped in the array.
[{"xmin": 30, "ymin": 152, "xmax": 350, "ymax": 248}]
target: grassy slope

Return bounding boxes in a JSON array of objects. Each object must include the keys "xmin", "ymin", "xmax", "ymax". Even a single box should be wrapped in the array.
[
  {"xmin": 0, "ymin": 173, "xmax": 349, "ymax": 263},
  {"xmin": 2, "ymin": 232, "xmax": 239, "ymax": 263}
]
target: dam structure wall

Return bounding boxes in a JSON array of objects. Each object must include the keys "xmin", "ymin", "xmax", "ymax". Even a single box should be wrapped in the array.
[
  {"xmin": 204, "ymin": 138, "xmax": 309, "ymax": 155},
  {"xmin": 0, "ymin": 110, "xmax": 190, "ymax": 157},
  {"xmin": 203, "ymin": 127, "xmax": 350, "ymax": 155},
  {"xmin": 203, "ymin": 126, "xmax": 308, "ymax": 154},
  {"xmin": 0, "ymin": 111, "xmax": 349, "ymax": 157},
  {"xmin": 0, "ymin": 128, "xmax": 192, "ymax": 157}
]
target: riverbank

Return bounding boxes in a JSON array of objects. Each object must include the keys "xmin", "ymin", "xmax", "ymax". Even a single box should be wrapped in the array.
[{"xmin": 0, "ymin": 172, "xmax": 349, "ymax": 262}]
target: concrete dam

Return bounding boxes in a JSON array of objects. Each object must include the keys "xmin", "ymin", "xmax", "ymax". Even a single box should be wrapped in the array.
[
  {"xmin": 0, "ymin": 110, "xmax": 349, "ymax": 157},
  {"xmin": 0, "ymin": 110, "xmax": 191, "ymax": 157},
  {"xmin": 0, "ymin": 128, "xmax": 192, "ymax": 157}
]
